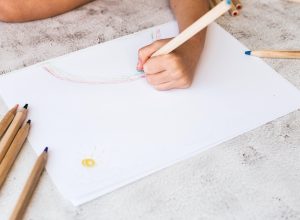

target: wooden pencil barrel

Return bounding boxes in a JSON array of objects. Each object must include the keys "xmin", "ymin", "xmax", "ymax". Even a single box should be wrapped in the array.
[
  {"xmin": 0, "ymin": 122, "xmax": 30, "ymax": 189},
  {"xmin": 0, "ymin": 108, "xmax": 28, "ymax": 163},
  {"xmin": 9, "ymin": 152, "xmax": 47, "ymax": 220},
  {"xmin": 0, "ymin": 105, "xmax": 18, "ymax": 138},
  {"xmin": 252, "ymin": 51, "xmax": 300, "ymax": 59},
  {"xmin": 232, "ymin": 0, "xmax": 242, "ymax": 10}
]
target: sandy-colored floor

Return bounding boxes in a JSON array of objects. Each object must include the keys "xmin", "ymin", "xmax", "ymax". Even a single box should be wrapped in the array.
[{"xmin": 0, "ymin": 0, "xmax": 300, "ymax": 219}]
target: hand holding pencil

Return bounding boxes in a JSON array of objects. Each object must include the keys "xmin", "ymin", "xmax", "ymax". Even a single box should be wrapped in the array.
[{"xmin": 137, "ymin": 0, "xmax": 231, "ymax": 90}]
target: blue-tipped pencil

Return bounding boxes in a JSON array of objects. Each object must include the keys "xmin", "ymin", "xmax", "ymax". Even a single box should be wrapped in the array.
[
  {"xmin": 245, "ymin": 50, "xmax": 300, "ymax": 59},
  {"xmin": 210, "ymin": 0, "xmax": 238, "ymax": 16},
  {"xmin": 10, "ymin": 147, "xmax": 48, "ymax": 220}
]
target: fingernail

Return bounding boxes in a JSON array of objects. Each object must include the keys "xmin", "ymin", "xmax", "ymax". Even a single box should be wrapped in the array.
[
  {"xmin": 136, "ymin": 59, "xmax": 142, "ymax": 70},
  {"xmin": 136, "ymin": 63, "xmax": 143, "ymax": 71}
]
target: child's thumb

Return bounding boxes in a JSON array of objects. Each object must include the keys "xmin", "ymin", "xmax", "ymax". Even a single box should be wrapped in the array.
[{"xmin": 137, "ymin": 41, "xmax": 165, "ymax": 70}]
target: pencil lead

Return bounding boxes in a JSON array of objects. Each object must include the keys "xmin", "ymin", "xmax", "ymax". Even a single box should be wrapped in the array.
[
  {"xmin": 245, "ymin": 51, "xmax": 252, "ymax": 56},
  {"xmin": 27, "ymin": 120, "xmax": 31, "ymax": 124},
  {"xmin": 44, "ymin": 147, "xmax": 48, "ymax": 153},
  {"xmin": 23, "ymin": 104, "xmax": 29, "ymax": 109}
]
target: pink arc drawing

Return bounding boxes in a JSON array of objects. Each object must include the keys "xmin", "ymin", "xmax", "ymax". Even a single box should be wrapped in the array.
[
  {"xmin": 43, "ymin": 65, "xmax": 145, "ymax": 85},
  {"xmin": 43, "ymin": 29, "xmax": 163, "ymax": 85}
]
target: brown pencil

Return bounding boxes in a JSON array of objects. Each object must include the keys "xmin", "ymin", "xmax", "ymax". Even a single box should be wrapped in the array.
[
  {"xmin": 211, "ymin": 0, "xmax": 221, "ymax": 7},
  {"xmin": 0, "ymin": 120, "xmax": 31, "ymax": 189},
  {"xmin": 9, "ymin": 147, "xmax": 48, "ymax": 220},
  {"xmin": 229, "ymin": 2, "xmax": 239, "ymax": 16},
  {"xmin": 210, "ymin": 0, "xmax": 238, "ymax": 16},
  {"xmin": 232, "ymin": 0, "xmax": 242, "ymax": 10},
  {"xmin": 0, "ymin": 104, "xmax": 28, "ymax": 164},
  {"xmin": 0, "ymin": 105, "xmax": 18, "ymax": 139},
  {"xmin": 245, "ymin": 50, "xmax": 300, "ymax": 59},
  {"xmin": 209, "ymin": 0, "xmax": 215, "ymax": 9}
]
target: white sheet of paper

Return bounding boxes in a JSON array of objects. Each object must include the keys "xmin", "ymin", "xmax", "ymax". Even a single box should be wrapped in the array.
[{"xmin": 0, "ymin": 22, "xmax": 300, "ymax": 206}]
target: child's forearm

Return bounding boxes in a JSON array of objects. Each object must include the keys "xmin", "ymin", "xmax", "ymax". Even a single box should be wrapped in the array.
[
  {"xmin": 0, "ymin": 0, "xmax": 93, "ymax": 23},
  {"xmin": 169, "ymin": 0, "xmax": 209, "ymax": 69},
  {"xmin": 170, "ymin": 0, "xmax": 209, "ymax": 40}
]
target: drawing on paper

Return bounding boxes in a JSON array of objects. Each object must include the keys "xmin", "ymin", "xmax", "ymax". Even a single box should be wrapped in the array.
[
  {"xmin": 43, "ymin": 65, "xmax": 145, "ymax": 85},
  {"xmin": 81, "ymin": 145, "xmax": 98, "ymax": 168},
  {"xmin": 82, "ymin": 158, "xmax": 96, "ymax": 168},
  {"xmin": 42, "ymin": 30, "xmax": 163, "ymax": 85},
  {"xmin": 151, "ymin": 29, "xmax": 161, "ymax": 41}
]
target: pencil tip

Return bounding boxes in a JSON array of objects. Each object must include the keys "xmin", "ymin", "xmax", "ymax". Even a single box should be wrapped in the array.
[
  {"xmin": 245, "ymin": 51, "xmax": 251, "ymax": 55},
  {"xmin": 23, "ymin": 104, "xmax": 28, "ymax": 109},
  {"xmin": 12, "ymin": 104, "xmax": 19, "ymax": 113},
  {"xmin": 27, "ymin": 119, "xmax": 31, "ymax": 124},
  {"xmin": 44, "ymin": 147, "xmax": 48, "ymax": 153},
  {"xmin": 137, "ymin": 70, "xmax": 144, "ymax": 74}
]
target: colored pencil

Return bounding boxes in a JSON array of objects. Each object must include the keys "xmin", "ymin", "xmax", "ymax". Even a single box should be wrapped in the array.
[
  {"xmin": 229, "ymin": 2, "xmax": 239, "ymax": 16},
  {"xmin": 232, "ymin": 0, "xmax": 242, "ymax": 10},
  {"xmin": 0, "ymin": 104, "xmax": 28, "ymax": 163},
  {"xmin": 0, "ymin": 120, "xmax": 31, "ymax": 189},
  {"xmin": 9, "ymin": 147, "xmax": 48, "ymax": 220},
  {"xmin": 210, "ymin": 0, "xmax": 239, "ymax": 16},
  {"xmin": 245, "ymin": 50, "xmax": 300, "ymax": 59},
  {"xmin": 208, "ymin": 0, "xmax": 215, "ymax": 9},
  {"xmin": 151, "ymin": 0, "xmax": 231, "ymax": 57},
  {"xmin": 0, "ymin": 105, "xmax": 18, "ymax": 138},
  {"xmin": 211, "ymin": 0, "xmax": 221, "ymax": 6}
]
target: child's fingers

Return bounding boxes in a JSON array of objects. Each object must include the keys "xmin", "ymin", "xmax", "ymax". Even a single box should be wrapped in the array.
[
  {"xmin": 137, "ymin": 42, "xmax": 163, "ymax": 70},
  {"xmin": 137, "ymin": 39, "xmax": 171, "ymax": 70},
  {"xmin": 154, "ymin": 79, "xmax": 192, "ymax": 91},
  {"xmin": 150, "ymin": 72, "xmax": 193, "ymax": 91},
  {"xmin": 146, "ymin": 72, "xmax": 170, "ymax": 85},
  {"xmin": 143, "ymin": 56, "xmax": 167, "ymax": 74},
  {"xmin": 153, "ymin": 81, "xmax": 176, "ymax": 91}
]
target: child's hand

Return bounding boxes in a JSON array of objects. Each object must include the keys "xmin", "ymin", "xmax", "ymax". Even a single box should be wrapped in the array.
[{"xmin": 137, "ymin": 38, "xmax": 201, "ymax": 91}]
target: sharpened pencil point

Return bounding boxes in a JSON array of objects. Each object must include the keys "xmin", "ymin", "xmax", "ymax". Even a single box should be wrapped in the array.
[
  {"xmin": 245, "ymin": 51, "xmax": 251, "ymax": 56},
  {"xmin": 23, "ymin": 104, "xmax": 28, "ymax": 109},
  {"xmin": 27, "ymin": 120, "xmax": 31, "ymax": 124},
  {"xmin": 11, "ymin": 104, "xmax": 19, "ymax": 113},
  {"xmin": 44, "ymin": 147, "xmax": 48, "ymax": 153}
]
